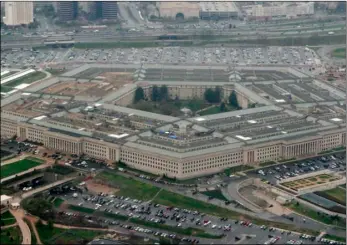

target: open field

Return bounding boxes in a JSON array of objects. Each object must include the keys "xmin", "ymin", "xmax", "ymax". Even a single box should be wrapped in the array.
[
  {"xmin": 35, "ymin": 223, "xmax": 104, "ymax": 244},
  {"xmin": 0, "ymin": 226, "xmax": 22, "ymax": 244},
  {"xmin": 316, "ymin": 187, "xmax": 346, "ymax": 206},
  {"xmin": 323, "ymin": 234, "xmax": 346, "ymax": 242},
  {"xmin": 0, "ymin": 211, "xmax": 16, "ymax": 226},
  {"xmin": 286, "ymin": 202, "xmax": 346, "ymax": 228},
  {"xmin": 1, "ymin": 158, "xmax": 44, "ymax": 178},
  {"xmin": 332, "ymin": 48, "xmax": 346, "ymax": 59},
  {"xmin": 96, "ymin": 171, "xmax": 161, "ymax": 200},
  {"xmin": 281, "ymin": 174, "xmax": 340, "ymax": 191},
  {"xmin": 4, "ymin": 71, "xmax": 47, "ymax": 88},
  {"xmin": 200, "ymin": 189, "xmax": 229, "ymax": 202}
]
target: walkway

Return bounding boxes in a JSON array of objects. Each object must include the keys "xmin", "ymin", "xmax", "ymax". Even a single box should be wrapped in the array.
[{"xmin": 10, "ymin": 209, "xmax": 31, "ymax": 245}]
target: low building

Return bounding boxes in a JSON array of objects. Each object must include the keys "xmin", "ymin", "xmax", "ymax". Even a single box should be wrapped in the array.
[
  {"xmin": 1, "ymin": 195, "xmax": 13, "ymax": 207},
  {"xmin": 199, "ymin": 2, "xmax": 239, "ymax": 20},
  {"xmin": 246, "ymin": 2, "xmax": 314, "ymax": 21},
  {"xmin": 158, "ymin": 2, "xmax": 200, "ymax": 20}
]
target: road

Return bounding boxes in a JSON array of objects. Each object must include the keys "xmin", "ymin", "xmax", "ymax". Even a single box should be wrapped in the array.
[{"xmin": 10, "ymin": 208, "xmax": 31, "ymax": 245}]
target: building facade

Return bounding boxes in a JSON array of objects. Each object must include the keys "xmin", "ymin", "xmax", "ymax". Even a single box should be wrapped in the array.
[
  {"xmin": 3, "ymin": 1, "xmax": 34, "ymax": 26},
  {"xmin": 1, "ymin": 117, "xmax": 345, "ymax": 179},
  {"xmin": 57, "ymin": 1, "xmax": 78, "ymax": 22}
]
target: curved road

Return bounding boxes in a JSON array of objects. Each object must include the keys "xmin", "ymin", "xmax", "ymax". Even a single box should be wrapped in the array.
[{"xmin": 10, "ymin": 209, "xmax": 31, "ymax": 245}]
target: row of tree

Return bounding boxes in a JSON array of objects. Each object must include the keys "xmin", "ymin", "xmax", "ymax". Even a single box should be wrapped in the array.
[
  {"xmin": 204, "ymin": 87, "xmax": 240, "ymax": 108},
  {"xmin": 134, "ymin": 85, "xmax": 169, "ymax": 103},
  {"xmin": 134, "ymin": 85, "xmax": 241, "ymax": 109}
]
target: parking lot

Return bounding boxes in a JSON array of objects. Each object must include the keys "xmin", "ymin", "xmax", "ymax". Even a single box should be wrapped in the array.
[
  {"xmin": 247, "ymin": 153, "xmax": 346, "ymax": 185},
  {"xmin": 56, "ymin": 190, "xmax": 328, "ymax": 245},
  {"xmin": 1, "ymin": 46, "xmax": 320, "ymax": 69}
]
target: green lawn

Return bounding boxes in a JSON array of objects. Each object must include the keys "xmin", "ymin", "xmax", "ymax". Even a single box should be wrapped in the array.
[
  {"xmin": 0, "ymin": 226, "xmax": 22, "ymax": 244},
  {"xmin": 286, "ymin": 202, "xmax": 346, "ymax": 228},
  {"xmin": 201, "ymin": 189, "xmax": 229, "ymax": 202},
  {"xmin": 36, "ymin": 223, "xmax": 103, "ymax": 244},
  {"xmin": 4, "ymin": 71, "xmax": 47, "ymax": 88},
  {"xmin": 316, "ymin": 187, "xmax": 346, "ymax": 205},
  {"xmin": 332, "ymin": 48, "xmax": 346, "ymax": 59},
  {"xmin": 198, "ymin": 105, "xmax": 237, "ymax": 116},
  {"xmin": 1, "ymin": 158, "xmax": 44, "ymax": 178},
  {"xmin": 68, "ymin": 205, "xmax": 95, "ymax": 214},
  {"xmin": 224, "ymin": 165, "xmax": 254, "ymax": 176},
  {"xmin": 53, "ymin": 198, "xmax": 65, "ymax": 208},
  {"xmin": 0, "ymin": 86, "xmax": 15, "ymax": 93},
  {"xmin": 323, "ymin": 234, "xmax": 346, "ymax": 242},
  {"xmin": 1, "ymin": 211, "xmax": 16, "ymax": 226},
  {"xmin": 259, "ymin": 161, "xmax": 277, "ymax": 167},
  {"xmin": 96, "ymin": 171, "xmax": 161, "ymax": 200},
  {"xmin": 48, "ymin": 165, "xmax": 75, "ymax": 175},
  {"xmin": 8, "ymin": 71, "xmax": 47, "ymax": 87}
]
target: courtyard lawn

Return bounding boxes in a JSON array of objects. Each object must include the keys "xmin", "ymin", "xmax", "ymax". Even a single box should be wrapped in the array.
[
  {"xmin": 286, "ymin": 202, "xmax": 346, "ymax": 228},
  {"xmin": 316, "ymin": 187, "xmax": 346, "ymax": 206},
  {"xmin": 96, "ymin": 171, "xmax": 161, "ymax": 201},
  {"xmin": 1, "ymin": 211, "xmax": 16, "ymax": 226},
  {"xmin": 332, "ymin": 48, "xmax": 346, "ymax": 59},
  {"xmin": 36, "ymin": 223, "xmax": 103, "ymax": 244},
  {"xmin": 0, "ymin": 226, "xmax": 22, "ymax": 244},
  {"xmin": 200, "ymin": 189, "xmax": 229, "ymax": 202},
  {"xmin": 1, "ymin": 158, "xmax": 44, "ymax": 178},
  {"xmin": 4, "ymin": 71, "xmax": 47, "ymax": 88}
]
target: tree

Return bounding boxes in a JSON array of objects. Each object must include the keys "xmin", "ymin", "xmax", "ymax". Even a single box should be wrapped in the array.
[
  {"xmin": 133, "ymin": 87, "xmax": 145, "ymax": 103},
  {"xmin": 214, "ymin": 86, "xmax": 221, "ymax": 103},
  {"xmin": 159, "ymin": 85, "xmax": 169, "ymax": 101},
  {"xmin": 229, "ymin": 91, "xmax": 239, "ymax": 108},
  {"xmin": 204, "ymin": 88, "xmax": 215, "ymax": 103},
  {"xmin": 151, "ymin": 85, "xmax": 159, "ymax": 102},
  {"xmin": 220, "ymin": 102, "xmax": 226, "ymax": 112},
  {"xmin": 48, "ymin": 219, "xmax": 54, "ymax": 229}
]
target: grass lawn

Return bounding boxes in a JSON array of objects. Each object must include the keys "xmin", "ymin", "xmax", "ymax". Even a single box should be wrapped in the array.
[
  {"xmin": 332, "ymin": 48, "xmax": 346, "ymax": 59},
  {"xmin": 48, "ymin": 165, "xmax": 75, "ymax": 175},
  {"xmin": 1, "ymin": 158, "xmax": 44, "ymax": 178},
  {"xmin": 1, "ymin": 211, "xmax": 16, "ymax": 226},
  {"xmin": 198, "ymin": 105, "xmax": 237, "ymax": 116},
  {"xmin": 316, "ymin": 187, "xmax": 346, "ymax": 205},
  {"xmin": 0, "ymin": 86, "xmax": 15, "ymax": 93},
  {"xmin": 96, "ymin": 171, "xmax": 161, "ymax": 200},
  {"xmin": 53, "ymin": 198, "xmax": 65, "ymax": 208},
  {"xmin": 323, "ymin": 234, "xmax": 346, "ymax": 242},
  {"xmin": 286, "ymin": 202, "xmax": 346, "ymax": 228},
  {"xmin": 4, "ymin": 71, "xmax": 47, "ymax": 88},
  {"xmin": 201, "ymin": 189, "xmax": 229, "ymax": 202},
  {"xmin": 68, "ymin": 205, "xmax": 95, "ymax": 214},
  {"xmin": 224, "ymin": 165, "xmax": 254, "ymax": 176},
  {"xmin": 259, "ymin": 161, "xmax": 277, "ymax": 167},
  {"xmin": 0, "ymin": 226, "xmax": 22, "ymax": 244},
  {"xmin": 36, "ymin": 223, "xmax": 103, "ymax": 244}
]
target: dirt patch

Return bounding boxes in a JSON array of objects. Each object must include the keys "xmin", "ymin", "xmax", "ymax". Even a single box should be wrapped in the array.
[
  {"xmin": 100, "ymin": 72, "xmax": 134, "ymax": 86},
  {"xmin": 86, "ymin": 179, "xmax": 119, "ymax": 195}
]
